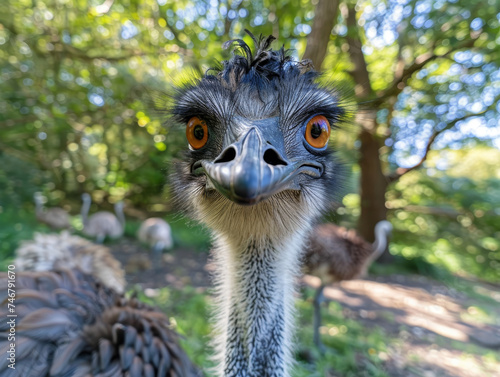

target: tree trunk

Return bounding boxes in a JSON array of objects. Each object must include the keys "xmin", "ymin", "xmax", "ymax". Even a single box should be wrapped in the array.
[
  {"xmin": 357, "ymin": 126, "xmax": 392, "ymax": 262},
  {"xmin": 302, "ymin": 0, "xmax": 339, "ymax": 69}
]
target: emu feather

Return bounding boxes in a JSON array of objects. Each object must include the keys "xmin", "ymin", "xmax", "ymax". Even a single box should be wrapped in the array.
[
  {"xmin": 0, "ymin": 268, "xmax": 202, "ymax": 377},
  {"xmin": 14, "ymin": 231, "xmax": 126, "ymax": 294},
  {"xmin": 170, "ymin": 30, "xmax": 349, "ymax": 377}
]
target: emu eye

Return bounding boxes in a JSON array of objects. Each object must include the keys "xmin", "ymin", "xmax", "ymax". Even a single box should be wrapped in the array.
[
  {"xmin": 304, "ymin": 115, "xmax": 330, "ymax": 149},
  {"xmin": 186, "ymin": 117, "xmax": 208, "ymax": 149}
]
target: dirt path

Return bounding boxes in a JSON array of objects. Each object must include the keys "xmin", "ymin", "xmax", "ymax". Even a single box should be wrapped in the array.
[
  {"xmin": 109, "ymin": 238, "xmax": 211, "ymax": 289},
  {"xmin": 110, "ymin": 238, "xmax": 500, "ymax": 377}
]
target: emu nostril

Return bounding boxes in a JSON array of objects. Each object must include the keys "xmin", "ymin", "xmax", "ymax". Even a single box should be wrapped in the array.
[
  {"xmin": 263, "ymin": 149, "xmax": 287, "ymax": 166},
  {"xmin": 214, "ymin": 147, "xmax": 237, "ymax": 164}
]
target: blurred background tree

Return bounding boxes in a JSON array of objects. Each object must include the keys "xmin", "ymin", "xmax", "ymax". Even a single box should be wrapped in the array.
[{"xmin": 0, "ymin": 0, "xmax": 499, "ymax": 281}]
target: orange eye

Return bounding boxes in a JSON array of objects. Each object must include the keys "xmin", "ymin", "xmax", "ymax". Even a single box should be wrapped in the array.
[
  {"xmin": 305, "ymin": 115, "xmax": 330, "ymax": 149},
  {"xmin": 186, "ymin": 117, "xmax": 208, "ymax": 149}
]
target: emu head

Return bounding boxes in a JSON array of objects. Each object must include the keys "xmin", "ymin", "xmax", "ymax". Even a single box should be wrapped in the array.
[{"xmin": 171, "ymin": 31, "xmax": 346, "ymax": 239}]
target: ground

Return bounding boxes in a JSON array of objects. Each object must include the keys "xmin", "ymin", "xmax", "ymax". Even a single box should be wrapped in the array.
[{"xmin": 111, "ymin": 237, "xmax": 500, "ymax": 377}]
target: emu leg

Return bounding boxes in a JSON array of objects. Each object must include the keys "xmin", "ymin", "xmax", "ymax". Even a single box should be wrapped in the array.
[
  {"xmin": 96, "ymin": 233, "xmax": 105, "ymax": 244},
  {"xmin": 313, "ymin": 284, "xmax": 326, "ymax": 352},
  {"xmin": 152, "ymin": 242, "xmax": 164, "ymax": 268}
]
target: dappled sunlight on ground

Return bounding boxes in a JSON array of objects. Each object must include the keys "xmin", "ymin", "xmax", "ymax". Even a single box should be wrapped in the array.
[
  {"xmin": 390, "ymin": 344, "xmax": 499, "ymax": 377},
  {"xmin": 110, "ymin": 237, "xmax": 211, "ymax": 290},
  {"xmin": 303, "ymin": 274, "xmax": 500, "ymax": 349},
  {"xmin": 303, "ymin": 274, "xmax": 500, "ymax": 376}
]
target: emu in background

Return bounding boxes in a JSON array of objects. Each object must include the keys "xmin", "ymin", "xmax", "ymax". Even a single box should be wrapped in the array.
[
  {"xmin": 81, "ymin": 193, "xmax": 125, "ymax": 243},
  {"xmin": 303, "ymin": 220, "xmax": 393, "ymax": 350},
  {"xmin": 34, "ymin": 192, "xmax": 71, "ymax": 230},
  {"xmin": 137, "ymin": 217, "xmax": 173, "ymax": 265}
]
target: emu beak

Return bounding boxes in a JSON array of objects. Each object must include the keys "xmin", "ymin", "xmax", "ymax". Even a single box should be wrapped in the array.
[{"xmin": 194, "ymin": 125, "xmax": 323, "ymax": 205}]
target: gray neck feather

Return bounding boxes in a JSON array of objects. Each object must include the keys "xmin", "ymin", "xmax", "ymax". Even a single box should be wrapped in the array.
[
  {"xmin": 81, "ymin": 198, "xmax": 91, "ymax": 225},
  {"xmin": 34, "ymin": 196, "xmax": 43, "ymax": 215},
  {"xmin": 213, "ymin": 236, "xmax": 301, "ymax": 377},
  {"xmin": 114, "ymin": 203, "xmax": 125, "ymax": 228},
  {"xmin": 372, "ymin": 222, "xmax": 389, "ymax": 257}
]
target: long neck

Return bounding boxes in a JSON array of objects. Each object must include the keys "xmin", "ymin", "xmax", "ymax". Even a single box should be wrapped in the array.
[
  {"xmin": 371, "ymin": 224, "xmax": 388, "ymax": 258},
  {"xmin": 212, "ymin": 232, "xmax": 306, "ymax": 377},
  {"xmin": 115, "ymin": 204, "xmax": 125, "ymax": 228},
  {"xmin": 81, "ymin": 199, "xmax": 90, "ymax": 225},
  {"xmin": 34, "ymin": 197, "xmax": 43, "ymax": 215}
]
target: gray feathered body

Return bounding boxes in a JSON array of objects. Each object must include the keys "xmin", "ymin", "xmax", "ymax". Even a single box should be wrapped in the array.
[
  {"xmin": 34, "ymin": 193, "xmax": 71, "ymax": 230},
  {"xmin": 81, "ymin": 194, "xmax": 125, "ymax": 242},
  {"xmin": 0, "ymin": 268, "xmax": 202, "ymax": 377},
  {"xmin": 137, "ymin": 218, "xmax": 173, "ymax": 251},
  {"xmin": 303, "ymin": 220, "xmax": 393, "ymax": 283},
  {"xmin": 36, "ymin": 208, "xmax": 71, "ymax": 230},
  {"xmin": 83, "ymin": 211, "xmax": 124, "ymax": 239},
  {"xmin": 14, "ymin": 231, "xmax": 126, "ymax": 294},
  {"xmin": 303, "ymin": 223, "xmax": 374, "ymax": 283}
]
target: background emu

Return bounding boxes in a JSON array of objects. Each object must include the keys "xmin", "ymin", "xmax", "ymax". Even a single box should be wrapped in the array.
[
  {"xmin": 170, "ymin": 31, "xmax": 347, "ymax": 377},
  {"xmin": 303, "ymin": 220, "xmax": 393, "ymax": 350},
  {"xmin": 34, "ymin": 192, "xmax": 71, "ymax": 230},
  {"xmin": 81, "ymin": 193, "xmax": 125, "ymax": 243},
  {"xmin": 137, "ymin": 217, "xmax": 173, "ymax": 265}
]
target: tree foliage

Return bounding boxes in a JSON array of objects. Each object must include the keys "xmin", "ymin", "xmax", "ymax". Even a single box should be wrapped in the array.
[{"xmin": 0, "ymin": 0, "xmax": 499, "ymax": 280}]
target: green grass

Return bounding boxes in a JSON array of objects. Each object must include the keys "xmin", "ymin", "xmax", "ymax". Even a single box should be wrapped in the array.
[{"xmin": 293, "ymin": 287, "xmax": 390, "ymax": 377}]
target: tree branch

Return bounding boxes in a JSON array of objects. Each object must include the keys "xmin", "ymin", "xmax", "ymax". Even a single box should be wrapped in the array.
[
  {"xmin": 95, "ymin": 0, "xmax": 115, "ymax": 14},
  {"xmin": 61, "ymin": 44, "xmax": 146, "ymax": 62},
  {"xmin": 2, "ymin": 20, "xmax": 146, "ymax": 62},
  {"xmin": 388, "ymin": 205, "xmax": 462, "ymax": 218},
  {"xmin": 386, "ymin": 95, "xmax": 500, "ymax": 183},
  {"xmin": 371, "ymin": 37, "xmax": 479, "ymax": 107},
  {"xmin": 393, "ymin": 24, "xmax": 407, "ymax": 85},
  {"xmin": 0, "ymin": 115, "xmax": 45, "ymax": 129},
  {"xmin": 223, "ymin": 0, "xmax": 244, "ymax": 36}
]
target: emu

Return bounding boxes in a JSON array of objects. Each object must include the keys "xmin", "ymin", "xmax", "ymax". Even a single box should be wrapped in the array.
[
  {"xmin": 137, "ymin": 217, "xmax": 174, "ymax": 265},
  {"xmin": 0, "ymin": 268, "xmax": 201, "ymax": 376},
  {"xmin": 170, "ymin": 31, "xmax": 347, "ymax": 377},
  {"xmin": 1, "ymin": 232, "xmax": 201, "ymax": 376},
  {"xmin": 81, "ymin": 193, "xmax": 125, "ymax": 243},
  {"xmin": 303, "ymin": 220, "xmax": 393, "ymax": 350},
  {"xmin": 14, "ymin": 231, "xmax": 126, "ymax": 294},
  {"xmin": 34, "ymin": 192, "xmax": 71, "ymax": 230}
]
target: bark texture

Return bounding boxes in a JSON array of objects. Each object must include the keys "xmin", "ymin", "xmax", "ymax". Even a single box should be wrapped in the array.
[
  {"xmin": 344, "ymin": 6, "xmax": 389, "ymax": 252},
  {"xmin": 302, "ymin": 0, "xmax": 339, "ymax": 69},
  {"xmin": 358, "ymin": 127, "xmax": 388, "ymax": 244}
]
